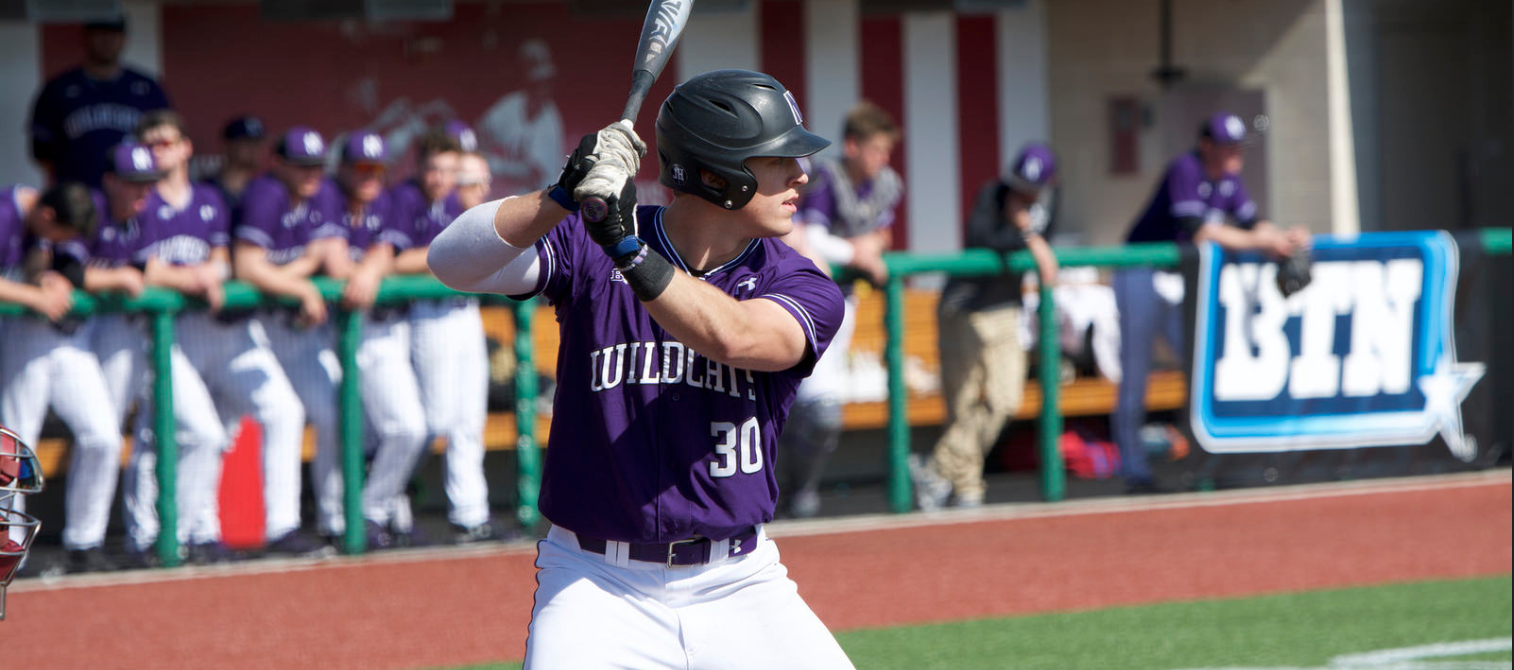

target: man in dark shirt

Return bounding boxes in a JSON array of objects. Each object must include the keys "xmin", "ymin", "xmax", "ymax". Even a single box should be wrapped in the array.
[
  {"xmin": 911, "ymin": 143, "xmax": 1061, "ymax": 510},
  {"xmin": 28, "ymin": 17, "xmax": 171, "ymax": 189}
]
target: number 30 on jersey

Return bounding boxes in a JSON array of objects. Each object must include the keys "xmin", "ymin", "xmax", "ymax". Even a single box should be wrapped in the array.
[{"xmin": 710, "ymin": 417, "xmax": 763, "ymax": 477}]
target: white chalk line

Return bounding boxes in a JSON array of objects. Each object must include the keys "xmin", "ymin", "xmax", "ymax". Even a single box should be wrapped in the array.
[{"xmin": 1170, "ymin": 637, "xmax": 1512, "ymax": 670}]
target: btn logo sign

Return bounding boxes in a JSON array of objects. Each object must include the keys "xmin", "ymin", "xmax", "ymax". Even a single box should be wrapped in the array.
[{"xmin": 1190, "ymin": 231, "xmax": 1484, "ymax": 460}]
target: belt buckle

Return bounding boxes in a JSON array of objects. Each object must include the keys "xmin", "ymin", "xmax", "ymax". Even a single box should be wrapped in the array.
[{"xmin": 666, "ymin": 537, "xmax": 701, "ymax": 567}]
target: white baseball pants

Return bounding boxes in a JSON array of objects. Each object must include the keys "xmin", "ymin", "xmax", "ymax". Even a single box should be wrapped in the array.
[{"xmin": 525, "ymin": 525, "xmax": 855, "ymax": 670}]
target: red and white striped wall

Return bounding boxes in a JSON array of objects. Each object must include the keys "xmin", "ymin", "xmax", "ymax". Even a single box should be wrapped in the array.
[{"xmin": 0, "ymin": 0, "xmax": 1051, "ymax": 253}]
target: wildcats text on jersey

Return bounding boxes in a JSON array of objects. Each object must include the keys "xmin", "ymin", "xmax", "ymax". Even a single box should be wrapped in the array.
[
  {"xmin": 589, "ymin": 340, "xmax": 758, "ymax": 401},
  {"xmin": 1190, "ymin": 231, "xmax": 1485, "ymax": 460}
]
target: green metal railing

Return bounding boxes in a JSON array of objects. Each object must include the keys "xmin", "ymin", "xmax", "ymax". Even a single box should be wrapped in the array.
[
  {"xmin": 0, "ymin": 279, "xmax": 538, "ymax": 563},
  {"xmin": 877, "ymin": 242, "xmax": 1184, "ymax": 512},
  {"xmin": 4, "ymin": 226, "xmax": 1507, "ymax": 562}
]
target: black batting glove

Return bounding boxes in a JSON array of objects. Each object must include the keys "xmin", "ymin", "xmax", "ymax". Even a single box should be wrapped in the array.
[
  {"xmin": 547, "ymin": 133, "xmax": 599, "ymax": 212},
  {"xmin": 583, "ymin": 180, "xmax": 642, "ymax": 263}
]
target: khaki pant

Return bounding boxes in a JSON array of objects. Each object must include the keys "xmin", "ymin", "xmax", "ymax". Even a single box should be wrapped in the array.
[{"xmin": 928, "ymin": 306, "xmax": 1025, "ymax": 500}]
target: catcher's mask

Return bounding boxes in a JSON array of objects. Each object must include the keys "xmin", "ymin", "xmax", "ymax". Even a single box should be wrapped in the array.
[
  {"xmin": 1, "ymin": 426, "xmax": 46, "ymax": 621},
  {"xmin": 0, "ymin": 427, "xmax": 44, "ymax": 497},
  {"xmin": 1, "ymin": 506, "xmax": 43, "ymax": 619}
]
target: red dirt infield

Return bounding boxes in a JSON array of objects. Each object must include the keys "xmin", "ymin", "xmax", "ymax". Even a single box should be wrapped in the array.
[{"xmin": 5, "ymin": 473, "xmax": 1510, "ymax": 670}]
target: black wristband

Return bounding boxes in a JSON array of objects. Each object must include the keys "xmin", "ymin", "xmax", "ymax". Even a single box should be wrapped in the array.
[{"xmin": 617, "ymin": 245, "xmax": 675, "ymax": 302}]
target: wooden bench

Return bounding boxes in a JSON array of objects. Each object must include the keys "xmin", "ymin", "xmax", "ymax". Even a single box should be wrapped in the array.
[{"xmin": 32, "ymin": 288, "xmax": 1185, "ymax": 476}]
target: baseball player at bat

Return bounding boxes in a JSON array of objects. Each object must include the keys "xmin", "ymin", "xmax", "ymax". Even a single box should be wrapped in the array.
[
  {"xmin": 1114, "ymin": 112, "xmax": 1311, "ymax": 494},
  {"xmin": 322, "ymin": 130, "xmax": 431, "ymax": 548},
  {"xmin": 430, "ymin": 69, "xmax": 855, "ymax": 669}
]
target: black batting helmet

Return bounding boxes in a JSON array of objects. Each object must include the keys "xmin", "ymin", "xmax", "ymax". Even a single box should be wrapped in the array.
[{"xmin": 656, "ymin": 69, "xmax": 830, "ymax": 210}]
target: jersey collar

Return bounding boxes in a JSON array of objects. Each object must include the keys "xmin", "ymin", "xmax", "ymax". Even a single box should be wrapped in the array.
[{"xmin": 649, "ymin": 207, "xmax": 759, "ymax": 280}]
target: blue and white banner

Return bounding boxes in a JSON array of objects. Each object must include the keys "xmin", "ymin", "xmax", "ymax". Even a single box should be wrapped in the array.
[{"xmin": 1189, "ymin": 231, "xmax": 1487, "ymax": 461}]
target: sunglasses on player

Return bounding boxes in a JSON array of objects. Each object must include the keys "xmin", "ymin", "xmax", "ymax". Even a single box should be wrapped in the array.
[{"xmin": 347, "ymin": 163, "xmax": 387, "ymax": 178}]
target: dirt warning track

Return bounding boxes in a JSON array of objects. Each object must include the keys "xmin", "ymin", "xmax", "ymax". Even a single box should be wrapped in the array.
[{"xmin": 6, "ymin": 471, "xmax": 1510, "ymax": 670}]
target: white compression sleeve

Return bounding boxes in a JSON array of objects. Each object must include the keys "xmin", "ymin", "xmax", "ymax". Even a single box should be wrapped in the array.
[
  {"xmin": 426, "ymin": 197, "xmax": 542, "ymax": 295},
  {"xmin": 803, "ymin": 222, "xmax": 857, "ymax": 266}
]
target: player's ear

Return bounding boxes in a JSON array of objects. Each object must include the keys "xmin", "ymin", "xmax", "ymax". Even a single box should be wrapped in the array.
[{"xmin": 700, "ymin": 170, "xmax": 727, "ymax": 190}]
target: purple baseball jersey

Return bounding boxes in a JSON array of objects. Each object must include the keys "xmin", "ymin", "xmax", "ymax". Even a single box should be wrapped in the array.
[
  {"xmin": 28, "ymin": 67, "xmax": 171, "ymax": 188},
  {"xmin": 388, "ymin": 180, "xmax": 463, "ymax": 249},
  {"xmin": 798, "ymin": 158, "xmax": 902, "ymax": 239},
  {"xmin": 234, "ymin": 174, "xmax": 344, "ymax": 265},
  {"xmin": 135, "ymin": 183, "xmax": 231, "ymax": 267},
  {"xmin": 83, "ymin": 190, "xmax": 144, "ymax": 269},
  {"xmin": 1127, "ymin": 151, "xmax": 1259, "ymax": 243},
  {"xmin": 333, "ymin": 183, "xmax": 412, "ymax": 263},
  {"xmin": 1, "ymin": 186, "xmax": 28, "ymax": 272},
  {"xmin": 518, "ymin": 206, "xmax": 845, "ymax": 544}
]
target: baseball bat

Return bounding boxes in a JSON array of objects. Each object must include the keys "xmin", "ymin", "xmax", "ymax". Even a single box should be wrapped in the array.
[{"xmin": 582, "ymin": 0, "xmax": 694, "ymax": 223}]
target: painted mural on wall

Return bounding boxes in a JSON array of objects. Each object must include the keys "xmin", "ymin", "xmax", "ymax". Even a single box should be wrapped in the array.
[{"xmin": 45, "ymin": 3, "xmax": 676, "ymax": 200}]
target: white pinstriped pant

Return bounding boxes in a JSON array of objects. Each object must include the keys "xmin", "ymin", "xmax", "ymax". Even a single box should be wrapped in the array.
[
  {"xmin": 356, "ymin": 314, "xmax": 428, "ymax": 528},
  {"xmin": 94, "ymin": 314, "xmax": 231, "ymax": 551},
  {"xmin": 408, "ymin": 300, "xmax": 490, "ymax": 529},
  {"xmin": 259, "ymin": 315, "xmax": 345, "ymax": 537},
  {"xmin": 176, "ymin": 314, "xmax": 306, "ymax": 541},
  {"xmin": 0, "ymin": 317, "xmax": 123, "ymax": 550}
]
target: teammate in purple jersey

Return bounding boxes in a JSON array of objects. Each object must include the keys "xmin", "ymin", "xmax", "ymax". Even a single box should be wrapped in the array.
[
  {"xmin": 28, "ymin": 18, "xmax": 171, "ymax": 189},
  {"xmin": 211, "ymin": 116, "xmax": 269, "ymax": 212},
  {"xmin": 112, "ymin": 110, "xmax": 245, "ymax": 565},
  {"xmin": 430, "ymin": 69, "xmax": 854, "ymax": 669},
  {"xmin": 0, "ymin": 183, "xmax": 99, "ymax": 567},
  {"xmin": 389, "ymin": 129, "xmax": 500, "ymax": 543},
  {"xmin": 0, "ymin": 185, "xmax": 92, "ymax": 322},
  {"xmin": 3, "ymin": 144, "xmax": 157, "ymax": 574},
  {"xmin": 233, "ymin": 127, "xmax": 347, "ymax": 555},
  {"xmin": 1113, "ymin": 113, "xmax": 1311, "ymax": 494},
  {"xmin": 322, "ymin": 130, "xmax": 431, "ymax": 549}
]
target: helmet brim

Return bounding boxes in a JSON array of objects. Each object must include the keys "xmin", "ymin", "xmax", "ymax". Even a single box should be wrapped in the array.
[{"xmin": 757, "ymin": 127, "xmax": 831, "ymax": 160}]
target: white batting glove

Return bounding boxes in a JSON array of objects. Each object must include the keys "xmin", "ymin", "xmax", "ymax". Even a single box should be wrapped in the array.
[{"xmin": 573, "ymin": 123, "xmax": 647, "ymax": 203}]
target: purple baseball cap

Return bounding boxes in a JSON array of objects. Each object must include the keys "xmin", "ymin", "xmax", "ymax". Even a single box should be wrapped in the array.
[
  {"xmin": 1201, "ymin": 112, "xmax": 1248, "ymax": 145},
  {"xmin": 275, "ymin": 126, "xmax": 329, "ymax": 167},
  {"xmin": 223, "ymin": 115, "xmax": 266, "ymax": 141},
  {"xmin": 445, "ymin": 120, "xmax": 478, "ymax": 153},
  {"xmin": 342, "ymin": 130, "xmax": 389, "ymax": 165},
  {"xmin": 1006, "ymin": 142, "xmax": 1057, "ymax": 194},
  {"xmin": 106, "ymin": 142, "xmax": 165, "ymax": 183}
]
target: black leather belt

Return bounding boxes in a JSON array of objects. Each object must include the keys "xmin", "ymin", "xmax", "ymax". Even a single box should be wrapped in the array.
[{"xmin": 574, "ymin": 527, "xmax": 760, "ymax": 567}]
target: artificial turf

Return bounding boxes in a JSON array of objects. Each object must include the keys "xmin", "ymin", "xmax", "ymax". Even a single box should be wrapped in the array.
[{"xmin": 439, "ymin": 574, "xmax": 1512, "ymax": 670}]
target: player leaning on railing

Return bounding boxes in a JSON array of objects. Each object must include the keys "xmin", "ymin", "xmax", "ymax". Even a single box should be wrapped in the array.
[
  {"xmin": 1114, "ymin": 113, "xmax": 1312, "ymax": 494},
  {"xmin": 428, "ymin": 69, "xmax": 856, "ymax": 668},
  {"xmin": 911, "ymin": 142, "xmax": 1062, "ymax": 510}
]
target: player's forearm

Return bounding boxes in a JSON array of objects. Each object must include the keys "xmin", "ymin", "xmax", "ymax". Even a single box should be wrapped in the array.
[
  {"xmin": 234, "ymin": 247, "xmax": 320, "ymax": 301},
  {"xmin": 496, "ymin": 192, "xmax": 570, "ymax": 248},
  {"xmin": 0, "ymin": 280, "xmax": 46, "ymax": 309},
  {"xmin": 357, "ymin": 245, "xmax": 394, "ymax": 280},
  {"xmin": 393, "ymin": 248, "xmax": 433, "ymax": 275},
  {"xmin": 143, "ymin": 259, "xmax": 202, "ymax": 293},
  {"xmin": 83, "ymin": 267, "xmax": 138, "ymax": 293},
  {"xmin": 1193, "ymin": 223, "xmax": 1269, "ymax": 252},
  {"xmin": 642, "ymin": 274, "xmax": 806, "ymax": 373},
  {"xmin": 1024, "ymin": 233, "xmax": 1059, "ymax": 287}
]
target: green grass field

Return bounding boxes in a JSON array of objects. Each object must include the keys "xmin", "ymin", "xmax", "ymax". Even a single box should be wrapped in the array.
[{"xmin": 441, "ymin": 575, "xmax": 1512, "ymax": 670}]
